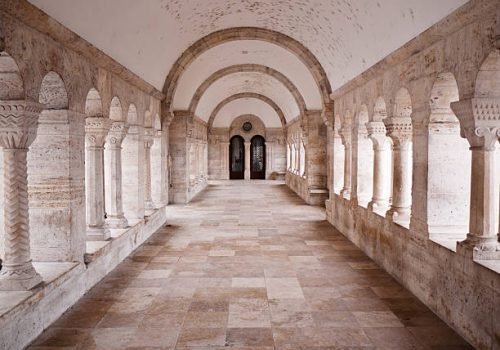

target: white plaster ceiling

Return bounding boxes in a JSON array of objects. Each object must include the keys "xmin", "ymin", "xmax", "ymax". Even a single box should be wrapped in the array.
[
  {"xmin": 29, "ymin": 0, "xmax": 467, "ymax": 93},
  {"xmin": 212, "ymin": 98, "xmax": 282, "ymax": 128},
  {"xmin": 195, "ymin": 72, "xmax": 299, "ymax": 122},
  {"xmin": 173, "ymin": 41, "xmax": 322, "ymax": 110}
]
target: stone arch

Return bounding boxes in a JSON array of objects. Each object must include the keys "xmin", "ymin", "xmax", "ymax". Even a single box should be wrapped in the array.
[
  {"xmin": 163, "ymin": 27, "xmax": 332, "ymax": 109},
  {"xmin": 208, "ymin": 93, "xmax": 286, "ymax": 131},
  {"xmin": 0, "ymin": 51, "xmax": 24, "ymax": 100},
  {"xmin": 127, "ymin": 104, "xmax": 138, "ymax": 125},
  {"xmin": 85, "ymin": 88, "xmax": 103, "ymax": 117},
  {"xmin": 373, "ymin": 96, "xmax": 387, "ymax": 122},
  {"xmin": 393, "ymin": 88, "xmax": 412, "ymax": 118},
  {"xmin": 474, "ymin": 50, "xmax": 500, "ymax": 98},
  {"xmin": 229, "ymin": 114, "xmax": 267, "ymax": 142},
  {"xmin": 189, "ymin": 64, "xmax": 306, "ymax": 115},
  {"xmin": 109, "ymin": 96, "xmax": 123, "ymax": 121},
  {"xmin": 427, "ymin": 72, "xmax": 470, "ymax": 240},
  {"xmin": 38, "ymin": 71, "xmax": 68, "ymax": 109}
]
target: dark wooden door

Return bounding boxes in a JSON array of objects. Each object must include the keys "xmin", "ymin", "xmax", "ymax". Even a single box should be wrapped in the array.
[
  {"xmin": 250, "ymin": 135, "xmax": 266, "ymax": 179},
  {"xmin": 229, "ymin": 136, "xmax": 245, "ymax": 179}
]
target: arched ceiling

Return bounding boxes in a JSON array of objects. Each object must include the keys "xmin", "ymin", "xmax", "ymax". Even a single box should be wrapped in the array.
[
  {"xmin": 212, "ymin": 97, "xmax": 283, "ymax": 128},
  {"xmin": 195, "ymin": 72, "xmax": 299, "ymax": 122},
  {"xmin": 29, "ymin": 0, "xmax": 467, "ymax": 93},
  {"xmin": 173, "ymin": 40, "xmax": 322, "ymax": 110}
]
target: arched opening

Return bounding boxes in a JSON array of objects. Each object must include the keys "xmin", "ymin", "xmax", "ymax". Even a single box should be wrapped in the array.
[
  {"xmin": 122, "ymin": 104, "xmax": 144, "ymax": 222},
  {"xmin": 29, "ymin": 70, "xmax": 83, "ymax": 261},
  {"xmin": 250, "ymin": 135, "xmax": 266, "ymax": 179},
  {"xmin": 229, "ymin": 135, "xmax": 245, "ymax": 180},
  {"xmin": 427, "ymin": 73, "xmax": 470, "ymax": 242},
  {"xmin": 354, "ymin": 105, "xmax": 373, "ymax": 207}
]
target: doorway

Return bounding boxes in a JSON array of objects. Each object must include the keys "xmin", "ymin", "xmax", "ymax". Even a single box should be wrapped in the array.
[
  {"xmin": 251, "ymin": 135, "xmax": 266, "ymax": 179},
  {"xmin": 229, "ymin": 135, "xmax": 245, "ymax": 179}
]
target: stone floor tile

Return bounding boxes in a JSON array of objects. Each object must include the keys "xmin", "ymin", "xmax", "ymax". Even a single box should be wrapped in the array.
[{"xmin": 29, "ymin": 182, "xmax": 471, "ymax": 350}]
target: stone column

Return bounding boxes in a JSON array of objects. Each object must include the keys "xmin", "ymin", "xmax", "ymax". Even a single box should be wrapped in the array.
[
  {"xmin": 0, "ymin": 100, "xmax": 43, "ymax": 290},
  {"xmin": 367, "ymin": 121, "xmax": 392, "ymax": 213},
  {"xmin": 244, "ymin": 141, "xmax": 251, "ymax": 179},
  {"xmin": 105, "ymin": 121, "xmax": 129, "ymax": 228},
  {"xmin": 221, "ymin": 141, "xmax": 229, "ymax": 179},
  {"xmin": 339, "ymin": 127, "xmax": 352, "ymax": 199},
  {"xmin": 384, "ymin": 116, "xmax": 412, "ymax": 225},
  {"xmin": 451, "ymin": 98, "xmax": 500, "ymax": 255},
  {"xmin": 85, "ymin": 117, "xmax": 112, "ymax": 240},
  {"xmin": 265, "ymin": 141, "xmax": 273, "ymax": 177},
  {"xmin": 144, "ymin": 128, "xmax": 155, "ymax": 215}
]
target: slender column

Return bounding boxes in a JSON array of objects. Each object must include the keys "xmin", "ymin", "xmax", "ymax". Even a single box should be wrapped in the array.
[
  {"xmin": 384, "ymin": 116, "xmax": 412, "ymax": 225},
  {"xmin": 451, "ymin": 98, "xmax": 500, "ymax": 255},
  {"xmin": 144, "ymin": 127, "xmax": 155, "ymax": 215},
  {"xmin": 367, "ymin": 121, "xmax": 392, "ymax": 213},
  {"xmin": 85, "ymin": 117, "xmax": 112, "ymax": 240},
  {"xmin": 244, "ymin": 141, "xmax": 251, "ymax": 179},
  {"xmin": 339, "ymin": 127, "xmax": 352, "ymax": 199},
  {"xmin": 105, "ymin": 122, "xmax": 129, "ymax": 228},
  {"xmin": 0, "ymin": 100, "xmax": 43, "ymax": 290},
  {"xmin": 221, "ymin": 141, "xmax": 229, "ymax": 179},
  {"xmin": 265, "ymin": 141, "xmax": 273, "ymax": 177}
]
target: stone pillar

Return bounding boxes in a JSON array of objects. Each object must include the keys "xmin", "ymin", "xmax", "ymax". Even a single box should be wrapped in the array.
[
  {"xmin": 367, "ymin": 121, "xmax": 392, "ymax": 213},
  {"xmin": 451, "ymin": 98, "xmax": 500, "ymax": 256},
  {"xmin": 339, "ymin": 127, "xmax": 352, "ymax": 199},
  {"xmin": 221, "ymin": 141, "xmax": 229, "ymax": 179},
  {"xmin": 105, "ymin": 121, "xmax": 129, "ymax": 228},
  {"xmin": 265, "ymin": 141, "xmax": 273, "ymax": 178},
  {"xmin": 28, "ymin": 110, "xmax": 86, "ymax": 263},
  {"xmin": 332, "ymin": 128, "xmax": 344, "ymax": 194},
  {"xmin": 0, "ymin": 100, "xmax": 43, "ymax": 290},
  {"xmin": 85, "ymin": 117, "xmax": 112, "ymax": 240},
  {"xmin": 151, "ymin": 129, "xmax": 164, "ymax": 207},
  {"xmin": 244, "ymin": 141, "xmax": 251, "ymax": 179},
  {"xmin": 144, "ymin": 127, "xmax": 155, "ymax": 215},
  {"xmin": 384, "ymin": 116, "xmax": 412, "ymax": 225}
]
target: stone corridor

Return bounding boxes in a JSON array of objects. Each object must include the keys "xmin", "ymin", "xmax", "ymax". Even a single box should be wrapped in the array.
[{"xmin": 29, "ymin": 181, "xmax": 471, "ymax": 350}]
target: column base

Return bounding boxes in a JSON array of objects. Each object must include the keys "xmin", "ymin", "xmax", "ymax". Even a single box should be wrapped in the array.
[
  {"xmin": 86, "ymin": 226, "xmax": 111, "ymax": 241},
  {"xmin": 340, "ymin": 189, "xmax": 351, "ymax": 200},
  {"xmin": 457, "ymin": 234, "xmax": 500, "ymax": 259},
  {"xmin": 0, "ymin": 262, "xmax": 43, "ymax": 291},
  {"xmin": 368, "ymin": 200, "xmax": 390, "ymax": 215},
  {"xmin": 386, "ymin": 207, "xmax": 410, "ymax": 227},
  {"xmin": 145, "ymin": 201, "xmax": 156, "ymax": 216},
  {"xmin": 106, "ymin": 215, "xmax": 129, "ymax": 229}
]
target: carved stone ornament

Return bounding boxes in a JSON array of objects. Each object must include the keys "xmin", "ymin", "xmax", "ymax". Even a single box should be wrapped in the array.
[
  {"xmin": 85, "ymin": 117, "xmax": 113, "ymax": 147},
  {"xmin": 451, "ymin": 98, "xmax": 500, "ymax": 150},
  {"xmin": 383, "ymin": 116, "xmax": 412, "ymax": 146},
  {"xmin": 0, "ymin": 100, "xmax": 45, "ymax": 149}
]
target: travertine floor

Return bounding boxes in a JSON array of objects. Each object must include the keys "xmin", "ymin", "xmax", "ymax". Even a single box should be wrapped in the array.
[{"xmin": 29, "ymin": 181, "xmax": 472, "ymax": 350}]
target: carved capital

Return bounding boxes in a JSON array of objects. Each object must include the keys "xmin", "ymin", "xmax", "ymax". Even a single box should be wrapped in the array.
[
  {"xmin": 450, "ymin": 98, "xmax": 500, "ymax": 150},
  {"xmin": 383, "ymin": 117, "xmax": 412, "ymax": 146},
  {"xmin": 366, "ymin": 121, "xmax": 390, "ymax": 149},
  {"xmin": 338, "ymin": 127, "xmax": 351, "ymax": 147},
  {"xmin": 107, "ymin": 121, "xmax": 129, "ymax": 147},
  {"xmin": 0, "ymin": 100, "xmax": 44, "ymax": 149},
  {"xmin": 85, "ymin": 117, "xmax": 112, "ymax": 147},
  {"xmin": 144, "ymin": 127, "xmax": 155, "ymax": 148}
]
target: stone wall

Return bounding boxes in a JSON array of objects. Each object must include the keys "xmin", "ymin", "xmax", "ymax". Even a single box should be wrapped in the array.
[
  {"xmin": 325, "ymin": 2, "xmax": 500, "ymax": 348},
  {"xmin": 169, "ymin": 112, "xmax": 208, "ymax": 203},
  {"xmin": 208, "ymin": 115, "xmax": 286, "ymax": 180},
  {"xmin": 286, "ymin": 112, "xmax": 328, "ymax": 206}
]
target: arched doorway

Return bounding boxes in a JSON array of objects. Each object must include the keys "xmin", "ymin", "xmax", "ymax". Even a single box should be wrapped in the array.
[
  {"xmin": 251, "ymin": 135, "xmax": 266, "ymax": 179},
  {"xmin": 230, "ymin": 135, "xmax": 245, "ymax": 179}
]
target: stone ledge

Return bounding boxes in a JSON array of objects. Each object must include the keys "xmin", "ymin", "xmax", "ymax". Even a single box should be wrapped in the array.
[{"xmin": 0, "ymin": 207, "xmax": 167, "ymax": 350}]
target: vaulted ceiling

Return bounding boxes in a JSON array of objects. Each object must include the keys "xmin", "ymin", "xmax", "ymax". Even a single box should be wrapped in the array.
[{"xmin": 29, "ymin": 0, "xmax": 467, "ymax": 127}]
